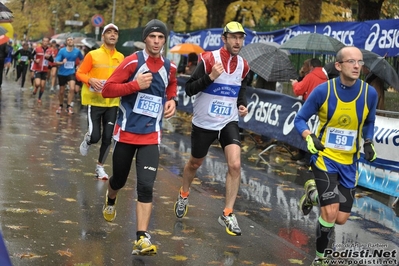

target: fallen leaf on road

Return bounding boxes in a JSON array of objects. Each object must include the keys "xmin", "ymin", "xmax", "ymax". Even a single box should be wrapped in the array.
[
  {"xmin": 288, "ymin": 258, "xmax": 304, "ymax": 264},
  {"xmin": 57, "ymin": 249, "xmax": 73, "ymax": 257},
  {"xmin": 5, "ymin": 225, "xmax": 29, "ymax": 230},
  {"xmin": 34, "ymin": 190, "xmax": 57, "ymax": 196},
  {"xmin": 169, "ymin": 255, "xmax": 188, "ymax": 261}
]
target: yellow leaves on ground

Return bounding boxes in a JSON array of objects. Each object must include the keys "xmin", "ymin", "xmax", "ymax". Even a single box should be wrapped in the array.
[
  {"xmin": 210, "ymin": 195, "xmax": 224, "ymax": 199},
  {"xmin": 15, "ymin": 252, "xmax": 47, "ymax": 259},
  {"xmin": 6, "ymin": 207, "xmax": 53, "ymax": 214},
  {"xmin": 35, "ymin": 208, "xmax": 54, "ymax": 215},
  {"xmin": 260, "ymin": 207, "xmax": 272, "ymax": 212},
  {"xmin": 34, "ymin": 190, "xmax": 57, "ymax": 196},
  {"xmin": 277, "ymin": 184, "xmax": 295, "ymax": 191},
  {"xmin": 56, "ymin": 249, "xmax": 73, "ymax": 257},
  {"xmin": 6, "ymin": 208, "xmax": 30, "ymax": 213},
  {"xmin": 169, "ymin": 254, "xmax": 188, "ymax": 261},
  {"xmin": 369, "ymin": 228, "xmax": 395, "ymax": 235},
  {"xmin": 288, "ymin": 258, "xmax": 305, "ymax": 264},
  {"xmin": 235, "ymin": 211, "xmax": 250, "ymax": 216},
  {"xmin": 5, "ymin": 225, "xmax": 29, "ymax": 230},
  {"xmin": 59, "ymin": 220, "xmax": 78, "ymax": 224},
  {"xmin": 153, "ymin": 229, "xmax": 172, "ymax": 236},
  {"xmin": 64, "ymin": 198, "xmax": 76, "ymax": 202}
]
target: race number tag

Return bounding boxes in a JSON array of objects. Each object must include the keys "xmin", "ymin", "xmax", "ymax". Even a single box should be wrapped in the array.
[
  {"xmin": 20, "ymin": 56, "xmax": 28, "ymax": 62},
  {"xmin": 208, "ymin": 99, "xmax": 233, "ymax": 118},
  {"xmin": 133, "ymin": 92, "xmax": 162, "ymax": 118},
  {"xmin": 89, "ymin": 80, "xmax": 106, "ymax": 93},
  {"xmin": 325, "ymin": 127, "xmax": 357, "ymax": 151},
  {"xmin": 64, "ymin": 61, "xmax": 75, "ymax": 69},
  {"xmin": 43, "ymin": 59, "xmax": 48, "ymax": 66}
]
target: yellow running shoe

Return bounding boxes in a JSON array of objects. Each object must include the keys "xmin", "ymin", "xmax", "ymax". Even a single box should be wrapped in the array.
[
  {"xmin": 132, "ymin": 234, "xmax": 157, "ymax": 256},
  {"xmin": 102, "ymin": 190, "xmax": 117, "ymax": 222}
]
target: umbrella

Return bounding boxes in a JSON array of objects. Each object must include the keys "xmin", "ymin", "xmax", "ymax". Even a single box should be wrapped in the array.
[
  {"xmin": 280, "ymin": 33, "xmax": 346, "ymax": 54},
  {"xmin": 361, "ymin": 49, "xmax": 399, "ymax": 91},
  {"xmin": 323, "ymin": 62, "xmax": 340, "ymax": 79},
  {"xmin": 122, "ymin": 40, "xmax": 145, "ymax": 50},
  {"xmin": 81, "ymin": 38, "xmax": 100, "ymax": 49},
  {"xmin": 0, "ymin": 26, "xmax": 7, "ymax": 36},
  {"xmin": 259, "ymin": 41, "xmax": 290, "ymax": 55},
  {"xmin": 239, "ymin": 42, "xmax": 298, "ymax": 82},
  {"xmin": 169, "ymin": 43, "xmax": 204, "ymax": 55},
  {"xmin": 0, "ymin": 35, "xmax": 9, "ymax": 45}
]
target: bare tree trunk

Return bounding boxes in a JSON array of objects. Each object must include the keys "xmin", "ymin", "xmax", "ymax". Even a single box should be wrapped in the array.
[
  {"xmin": 205, "ymin": 0, "xmax": 234, "ymax": 28},
  {"xmin": 167, "ymin": 0, "xmax": 180, "ymax": 30},
  {"xmin": 357, "ymin": 0, "xmax": 384, "ymax": 21},
  {"xmin": 299, "ymin": 0, "xmax": 322, "ymax": 23},
  {"xmin": 185, "ymin": 0, "xmax": 195, "ymax": 31}
]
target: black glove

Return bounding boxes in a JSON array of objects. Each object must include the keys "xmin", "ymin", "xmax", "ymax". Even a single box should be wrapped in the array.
[
  {"xmin": 306, "ymin": 134, "xmax": 325, "ymax": 154},
  {"xmin": 363, "ymin": 141, "xmax": 377, "ymax": 162}
]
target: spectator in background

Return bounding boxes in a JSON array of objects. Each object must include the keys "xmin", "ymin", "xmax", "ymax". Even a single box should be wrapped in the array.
[
  {"xmin": 363, "ymin": 66, "xmax": 385, "ymax": 110},
  {"xmin": 298, "ymin": 58, "xmax": 311, "ymax": 82},
  {"xmin": 290, "ymin": 58, "xmax": 328, "ymax": 164},
  {"xmin": 0, "ymin": 41, "xmax": 8, "ymax": 91},
  {"xmin": 291, "ymin": 58, "xmax": 327, "ymax": 101},
  {"xmin": 184, "ymin": 53, "xmax": 198, "ymax": 75},
  {"xmin": 4, "ymin": 40, "xmax": 13, "ymax": 77}
]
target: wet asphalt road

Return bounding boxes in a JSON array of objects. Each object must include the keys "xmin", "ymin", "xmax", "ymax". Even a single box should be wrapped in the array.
[{"xmin": 0, "ymin": 76, "xmax": 398, "ymax": 266}]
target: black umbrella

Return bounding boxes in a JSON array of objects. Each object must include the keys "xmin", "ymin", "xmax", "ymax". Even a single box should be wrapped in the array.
[
  {"xmin": 361, "ymin": 49, "xmax": 399, "ymax": 91},
  {"xmin": 81, "ymin": 38, "xmax": 100, "ymax": 49},
  {"xmin": 280, "ymin": 33, "xmax": 346, "ymax": 54},
  {"xmin": 239, "ymin": 43, "xmax": 298, "ymax": 82},
  {"xmin": 323, "ymin": 62, "xmax": 340, "ymax": 79},
  {"xmin": 0, "ymin": 26, "xmax": 7, "ymax": 36}
]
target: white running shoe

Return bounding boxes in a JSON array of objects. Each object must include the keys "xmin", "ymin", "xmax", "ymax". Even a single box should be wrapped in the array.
[
  {"xmin": 79, "ymin": 133, "xmax": 90, "ymax": 156},
  {"xmin": 96, "ymin": 165, "xmax": 109, "ymax": 180}
]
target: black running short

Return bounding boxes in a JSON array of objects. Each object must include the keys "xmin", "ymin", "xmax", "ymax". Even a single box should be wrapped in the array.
[
  {"xmin": 58, "ymin": 74, "xmax": 76, "ymax": 86},
  {"xmin": 191, "ymin": 121, "xmax": 241, "ymax": 159},
  {"xmin": 311, "ymin": 163, "xmax": 356, "ymax": 213}
]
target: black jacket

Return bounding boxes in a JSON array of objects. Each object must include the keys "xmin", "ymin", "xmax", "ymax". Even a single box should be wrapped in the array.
[{"xmin": 0, "ymin": 43, "xmax": 7, "ymax": 60}]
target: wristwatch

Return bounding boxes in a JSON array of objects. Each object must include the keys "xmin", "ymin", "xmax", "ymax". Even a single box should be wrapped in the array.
[{"xmin": 170, "ymin": 96, "xmax": 178, "ymax": 106}]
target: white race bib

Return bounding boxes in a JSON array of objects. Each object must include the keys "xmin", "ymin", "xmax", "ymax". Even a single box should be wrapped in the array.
[
  {"xmin": 89, "ymin": 80, "xmax": 106, "ymax": 93},
  {"xmin": 133, "ymin": 92, "xmax": 162, "ymax": 118},
  {"xmin": 64, "ymin": 61, "xmax": 75, "ymax": 69},
  {"xmin": 207, "ymin": 99, "xmax": 233, "ymax": 118},
  {"xmin": 20, "ymin": 56, "xmax": 28, "ymax": 62},
  {"xmin": 325, "ymin": 127, "xmax": 357, "ymax": 151}
]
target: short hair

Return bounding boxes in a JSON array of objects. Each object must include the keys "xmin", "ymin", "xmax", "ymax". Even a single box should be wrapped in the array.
[{"xmin": 310, "ymin": 58, "xmax": 322, "ymax": 67}]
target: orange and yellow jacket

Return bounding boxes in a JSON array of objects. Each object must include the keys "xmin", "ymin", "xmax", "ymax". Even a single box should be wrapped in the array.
[{"xmin": 76, "ymin": 44, "xmax": 124, "ymax": 107}]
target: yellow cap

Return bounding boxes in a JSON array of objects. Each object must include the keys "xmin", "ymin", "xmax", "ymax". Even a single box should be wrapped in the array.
[{"xmin": 223, "ymin": 21, "xmax": 246, "ymax": 35}]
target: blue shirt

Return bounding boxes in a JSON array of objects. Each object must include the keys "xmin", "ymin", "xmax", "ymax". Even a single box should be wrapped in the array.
[{"xmin": 55, "ymin": 47, "xmax": 83, "ymax": 76}]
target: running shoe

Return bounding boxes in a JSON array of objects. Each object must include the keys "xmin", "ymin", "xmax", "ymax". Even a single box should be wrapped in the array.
[
  {"xmin": 298, "ymin": 179, "xmax": 317, "ymax": 215},
  {"xmin": 96, "ymin": 165, "xmax": 109, "ymax": 180},
  {"xmin": 56, "ymin": 106, "xmax": 62, "ymax": 114},
  {"xmin": 37, "ymin": 99, "xmax": 42, "ymax": 104},
  {"xmin": 174, "ymin": 191, "xmax": 188, "ymax": 218},
  {"xmin": 67, "ymin": 106, "xmax": 74, "ymax": 114},
  {"xmin": 311, "ymin": 257, "xmax": 328, "ymax": 266},
  {"xmin": 132, "ymin": 233, "xmax": 157, "ymax": 256},
  {"xmin": 79, "ymin": 133, "xmax": 90, "ymax": 156},
  {"xmin": 102, "ymin": 191, "xmax": 116, "ymax": 222},
  {"xmin": 218, "ymin": 213, "xmax": 242, "ymax": 236}
]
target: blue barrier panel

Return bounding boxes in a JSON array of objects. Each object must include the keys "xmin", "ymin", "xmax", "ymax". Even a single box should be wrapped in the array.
[{"xmin": 0, "ymin": 231, "xmax": 12, "ymax": 266}]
